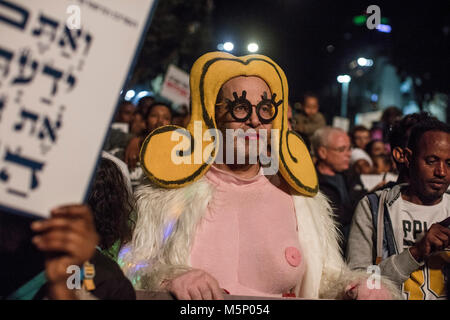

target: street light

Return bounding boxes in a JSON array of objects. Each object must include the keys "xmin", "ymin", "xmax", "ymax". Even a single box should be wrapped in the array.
[
  {"xmin": 337, "ymin": 75, "xmax": 351, "ymax": 83},
  {"xmin": 136, "ymin": 90, "xmax": 150, "ymax": 100},
  {"xmin": 337, "ymin": 75, "xmax": 351, "ymax": 118},
  {"xmin": 125, "ymin": 89, "xmax": 135, "ymax": 101},
  {"xmin": 223, "ymin": 42, "xmax": 234, "ymax": 52},
  {"xmin": 357, "ymin": 57, "xmax": 367, "ymax": 66},
  {"xmin": 357, "ymin": 57, "xmax": 374, "ymax": 67},
  {"xmin": 247, "ymin": 43, "xmax": 259, "ymax": 53}
]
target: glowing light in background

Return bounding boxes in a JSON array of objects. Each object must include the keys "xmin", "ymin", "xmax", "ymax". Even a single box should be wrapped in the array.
[
  {"xmin": 125, "ymin": 90, "xmax": 135, "ymax": 101},
  {"xmin": 357, "ymin": 57, "xmax": 374, "ymax": 67},
  {"xmin": 223, "ymin": 42, "xmax": 234, "ymax": 52},
  {"xmin": 337, "ymin": 75, "xmax": 351, "ymax": 83},
  {"xmin": 247, "ymin": 43, "xmax": 259, "ymax": 53},
  {"xmin": 357, "ymin": 57, "xmax": 368, "ymax": 66},
  {"xmin": 376, "ymin": 24, "xmax": 392, "ymax": 33},
  {"xmin": 371, "ymin": 94, "xmax": 379, "ymax": 102},
  {"xmin": 136, "ymin": 90, "xmax": 150, "ymax": 100},
  {"xmin": 353, "ymin": 15, "xmax": 389, "ymax": 26}
]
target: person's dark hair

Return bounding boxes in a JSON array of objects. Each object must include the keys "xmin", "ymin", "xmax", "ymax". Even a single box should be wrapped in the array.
[
  {"xmin": 118, "ymin": 100, "xmax": 133, "ymax": 108},
  {"xmin": 365, "ymin": 139, "xmax": 383, "ymax": 157},
  {"xmin": 137, "ymin": 96, "xmax": 154, "ymax": 108},
  {"xmin": 350, "ymin": 125, "xmax": 369, "ymax": 140},
  {"xmin": 381, "ymin": 106, "xmax": 402, "ymax": 124},
  {"xmin": 381, "ymin": 106, "xmax": 403, "ymax": 142},
  {"xmin": 87, "ymin": 158, "xmax": 135, "ymax": 250},
  {"xmin": 299, "ymin": 91, "xmax": 318, "ymax": 105},
  {"xmin": 407, "ymin": 118, "xmax": 450, "ymax": 154},
  {"xmin": 144, "ymin": 102, "xmax": 173, "ymax": 120},
  {"xmin": 388, "ymin": 112, "xmax": 437, "ymax": 150},
  {"xmin": 136, "ymin": 96, "xmax": 155, "ymax": 115}
]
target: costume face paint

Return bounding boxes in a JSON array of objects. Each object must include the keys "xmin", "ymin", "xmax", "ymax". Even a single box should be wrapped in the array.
[{"xmin": 139, "ymin": 51, "xmax": 318, "ymax": 196}]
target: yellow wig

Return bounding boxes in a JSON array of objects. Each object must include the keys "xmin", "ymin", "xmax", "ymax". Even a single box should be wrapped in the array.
[{"xmin": 140, "ymin": 52, "xmax": 318, "ymax": 196}]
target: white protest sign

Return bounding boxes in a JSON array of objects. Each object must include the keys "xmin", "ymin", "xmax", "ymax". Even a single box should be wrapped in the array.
[
  {"xmin": 160, "ymin": 64, "xmax": 190, "ymax": 107},
  {"xmin": 0, "ymin": 0, "xmax": 156, "ymax": 218},
  {"xmin": 360, "ymin": 173, "xmax": 398, "ymax": 191},
  {"xmin": 332, "ymin": 116, "xmax": 350, "ymax": 132},
  {"xmin": 354, "ymin": 110, "xmax": 382, "ymax": 129}
]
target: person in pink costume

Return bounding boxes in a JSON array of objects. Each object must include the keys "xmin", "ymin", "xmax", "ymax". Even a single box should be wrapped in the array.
[{"xmin": 121, "ymin": 52, "xmax": 400, "ymax": 300}]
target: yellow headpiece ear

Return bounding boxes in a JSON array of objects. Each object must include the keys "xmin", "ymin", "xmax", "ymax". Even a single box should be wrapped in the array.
[{"xmin": 140, "ymin": 51, "xmax": 318, "ymax": 196}]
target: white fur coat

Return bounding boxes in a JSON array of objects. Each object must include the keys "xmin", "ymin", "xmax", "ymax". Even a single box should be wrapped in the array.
[{"xmin": 122, "ymin": 176, "xmax": 400, "ymax": 299}]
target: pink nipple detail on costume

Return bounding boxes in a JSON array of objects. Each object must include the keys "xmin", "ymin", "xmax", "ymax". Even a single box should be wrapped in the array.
[{"xmin": 285, "ymin": 247, "xmax": 301, "ymax": 267}]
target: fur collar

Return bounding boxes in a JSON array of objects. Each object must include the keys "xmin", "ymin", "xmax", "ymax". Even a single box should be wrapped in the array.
[{"xmin": 121, "ymin": 175, "xmax": 400, "ymax": 299}]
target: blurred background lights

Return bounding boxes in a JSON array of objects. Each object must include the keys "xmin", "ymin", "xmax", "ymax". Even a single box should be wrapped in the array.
[
  {"xmin": 371, "ymin": 93, "xmax": 379, "ymax": 102},
  {"xmin": 125, "ymin": 89, "xmax": 135, "ymax": 101},
  {"xmin": 217, "ymin": 43, "xmax": 224, "ymax": 50},
  {"xmin": 376, "ymin": 24, "xmax": 392, "ymax": 33},
  {"xmin": 337, "ymin": 75, "xmax": 351, "ymax": 83},
  {"xmin": 136, "ymin": 90, "xmax": 150, "ymax": 100},
  {"xmin": 357, "ymin": 57, "xmax": 368, "ymax": 66},
  {"xmin": 357, "ymin": 57, "xmax": 374, "ymax": 67},
  {"xmin": 223, "ymin": 41, "xmax": 234, "ymax": 51},
  {"xmin": 247, "ymin": 42, "xmax": 259, "ymax": 53}
]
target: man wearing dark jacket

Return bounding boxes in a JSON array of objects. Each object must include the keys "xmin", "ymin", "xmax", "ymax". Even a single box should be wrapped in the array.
[{"xmin": 312, "ymin": 127, "xmax": 366, "ymax": 252}]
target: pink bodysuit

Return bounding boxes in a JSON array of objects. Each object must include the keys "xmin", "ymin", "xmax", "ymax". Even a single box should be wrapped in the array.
[{"xmin": 190, "ymin": 165, "xmax": 305, "ymax": 297}]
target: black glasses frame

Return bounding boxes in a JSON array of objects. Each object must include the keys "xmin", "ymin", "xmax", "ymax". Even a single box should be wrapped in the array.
[{"xmin": 223, "ymin": 91, "xmax": 282, "ymax": 124}]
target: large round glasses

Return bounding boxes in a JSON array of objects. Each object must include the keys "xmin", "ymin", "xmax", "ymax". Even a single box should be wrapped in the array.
[{"xmin": 222, "ymin": 91, "xmax": 282, "ymax": 124}]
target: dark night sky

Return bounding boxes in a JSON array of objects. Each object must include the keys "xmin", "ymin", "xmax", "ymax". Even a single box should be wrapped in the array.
[{"xmin": 211, "ymin": 0, "xmax": 450, "ymax": 103}]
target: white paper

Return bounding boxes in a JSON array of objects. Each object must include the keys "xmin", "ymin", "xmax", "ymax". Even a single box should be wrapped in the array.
[
  {"xmin": 361, "ymin": 172, "xmax": 398, "ymax": 191},
  {"xmin": 0, "ymin": 0, "xmax": 155, "ymax": 217},
  {"xmin": 160, "ymin": 64, "xmax": 190, "ymax": 107}
]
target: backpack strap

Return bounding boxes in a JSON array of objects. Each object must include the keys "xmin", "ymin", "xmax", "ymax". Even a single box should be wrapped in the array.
[
  {"xmin": 376, "ymin": 190, "xmax": 389, "ymax": 264},
  {"xmin": 367, "ymin": 191, "xmax": 388, "ymax": 264},
  {"xmin": 367, "ymin": 193, "xmax": 380, "ymax": 263},
  {"xmin": 383, "ymin": 205, "xmax": 397, "ymax": 256}
]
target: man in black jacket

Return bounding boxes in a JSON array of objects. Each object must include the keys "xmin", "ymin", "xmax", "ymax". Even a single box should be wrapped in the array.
[{"xmin": 311, "ymin": 127, "xmax": 366, "ymax": 253}]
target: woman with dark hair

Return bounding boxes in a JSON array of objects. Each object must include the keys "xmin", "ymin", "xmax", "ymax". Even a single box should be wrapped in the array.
[
  {"xmin": 365, "ymin": 139, "xmax": 387, "ymax": 159},
  {"xmin": 143, "ymin": 102, "xmax": 172, "ymax": 135},
  {"xmin": 87, "ymin": 157, "xmax": 135, "ymax": 260},
  {"xmin": 124, "ymin": 102, "xmax": 173, "ymax": 187},
  {"xmin": 70, "ymin": 156, "xmax": 137, "ymax": 299}
]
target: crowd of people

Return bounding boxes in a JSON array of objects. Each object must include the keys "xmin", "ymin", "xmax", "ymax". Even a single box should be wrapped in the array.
[{"xmin": 1, "ymin": 51, "xmax": 449, "ymax": 301}]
